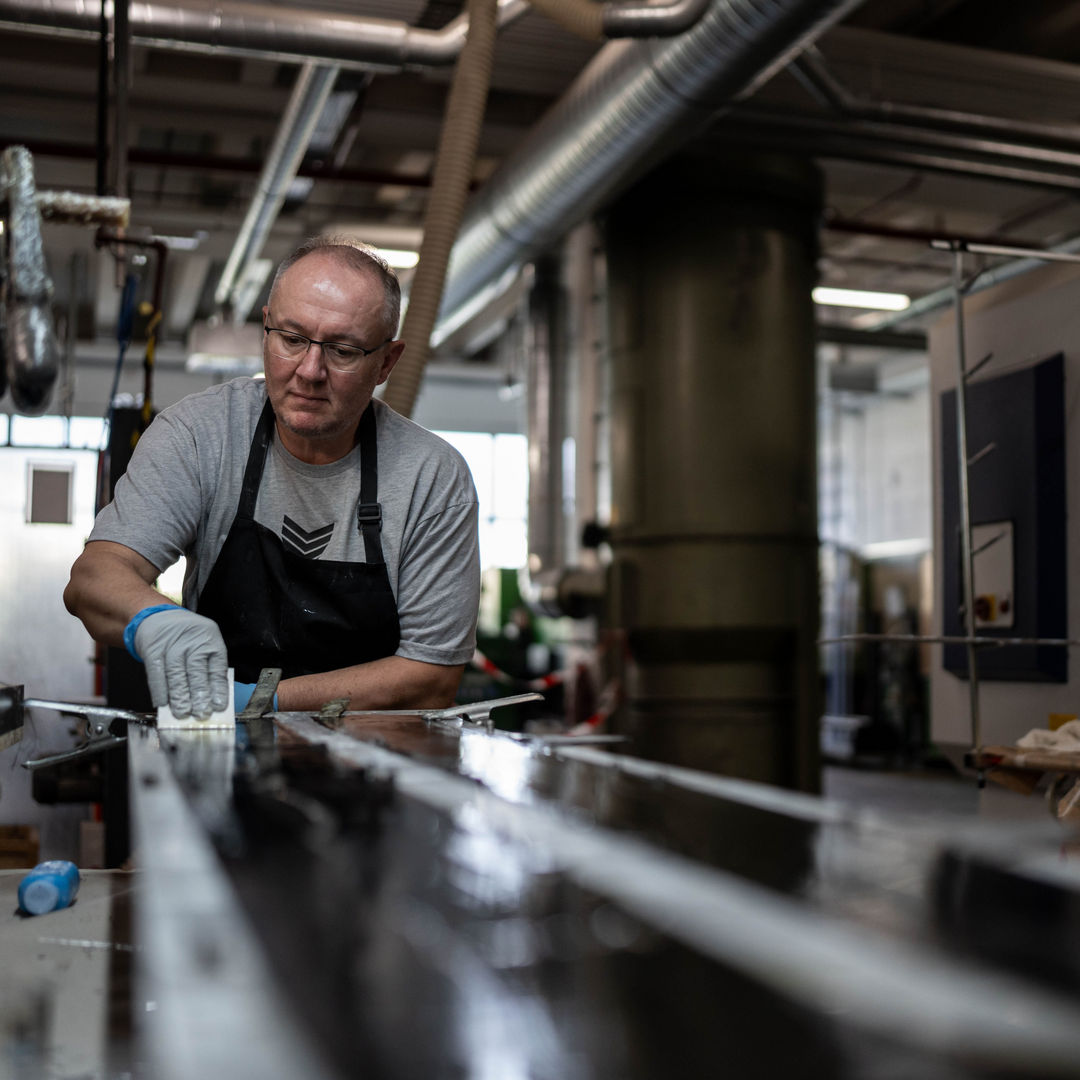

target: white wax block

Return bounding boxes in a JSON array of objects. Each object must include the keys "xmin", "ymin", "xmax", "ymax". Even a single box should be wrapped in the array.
[{"xmin": 157, "ymin": 668, "xmax": 236, "ymax": 730}]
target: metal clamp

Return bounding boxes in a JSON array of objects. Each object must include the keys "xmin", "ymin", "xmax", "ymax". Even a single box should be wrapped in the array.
[
  {"xmin": 419, "ymin": 693, "xmax": 544, "ymax": 725},
  {"xmin": 21, "ymin": 699, "xmax": 148, "ymax": 771},
  {"xmin": 316, "ymin": 698, "xmax": 351, "ymax": 729},
  {"xmin": 238, "ymin": 668, "xmax": 283, "ymax": 721}
]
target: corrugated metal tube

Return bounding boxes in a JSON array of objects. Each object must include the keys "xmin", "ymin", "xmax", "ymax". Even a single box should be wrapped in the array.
[{"xmin": 439, "ymin": 0, "xmax": 868, "ymax": 322}]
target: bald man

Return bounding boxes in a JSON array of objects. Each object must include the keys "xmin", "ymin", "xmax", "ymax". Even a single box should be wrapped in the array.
[{"xmin": 65, "ymin": 236, "xmax": 479, "ymax": 719}]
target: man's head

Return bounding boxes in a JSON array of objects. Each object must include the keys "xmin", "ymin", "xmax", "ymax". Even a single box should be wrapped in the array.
[{"xmin": 262, "ymin": 236, "xmax": 406, "ymax": 448}]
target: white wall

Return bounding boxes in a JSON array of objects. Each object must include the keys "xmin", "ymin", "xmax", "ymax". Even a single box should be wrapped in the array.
[
  {"xmin": 818, "ymin": 349, "xmax": 932, "ymax": 554},
  {"xmin": 0, "ymin": 448, "xmax": 98, "ymax": 699},
  {"xmin": 929, "ymin": 261, "xmax": 1080, "ymax": 750},
  {"xmin": 0, "ymin": 447, "xmax": 99, "ymax": 859},
  {"xmin": 412, "ymin": 363, "xmax": 525, "ymax": 434}
]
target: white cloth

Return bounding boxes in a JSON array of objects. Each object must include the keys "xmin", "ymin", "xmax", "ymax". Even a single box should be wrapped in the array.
[{"xmin": 1017, "ymin": 719, "xmax": 1080, "ymax": 750}]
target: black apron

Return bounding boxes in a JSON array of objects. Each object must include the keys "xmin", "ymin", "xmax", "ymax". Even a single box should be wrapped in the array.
[{"xmin": 197, "ymin": 398, "xmax": 401, "ymax": 683}]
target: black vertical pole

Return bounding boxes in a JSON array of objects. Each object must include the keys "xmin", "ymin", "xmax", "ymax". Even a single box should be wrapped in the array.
[
  {"xmin": 103, "ymin": 0, "xmax": 135, "ymax": 868},
  {"xmin": 96, "ymin": 0, "xmax": 109, "ymax": 196},
  {"xmin": 111, "ymin": 0, "xmax": 129, "ymax": 199}
]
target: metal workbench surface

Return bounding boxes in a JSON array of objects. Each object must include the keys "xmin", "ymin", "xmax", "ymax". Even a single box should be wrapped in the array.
[{"xmin": 106, "ymin": 712, "xmax": 1080, "ymax": 1079}]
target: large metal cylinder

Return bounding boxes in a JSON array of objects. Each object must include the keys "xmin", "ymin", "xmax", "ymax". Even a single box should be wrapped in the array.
[{"xmin": 606, "ymin": 151, "xmax": 821, "ymax": 789}]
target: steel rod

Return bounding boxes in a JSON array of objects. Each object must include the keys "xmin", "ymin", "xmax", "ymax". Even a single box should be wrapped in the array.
[
  {"xmin": 820, "ymin": 634, "xmax": 1080, "ymax": 647},
  {"xmin": 95, "ymin": 0, "xmax": 107, "ymax": 196},
  {"xmin": 110, "ymin": 0, "xmax": 128, "ymax": 198},
  {"xmin": 952, "ymin": 248, "xmax": 982, "ymax": 752},
  {"xmin": 930, "ymin": 239, "xmax": 1080, "ymax": 263}
]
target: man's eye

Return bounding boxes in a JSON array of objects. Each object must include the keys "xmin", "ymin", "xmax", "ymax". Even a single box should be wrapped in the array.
[
  {"xmin": 282, "ymin": 334, "xmax": 307, "ymax": 347},
  {"xmin": 327, "ymin": 345, "xmax": 359, "ymax": 362}
]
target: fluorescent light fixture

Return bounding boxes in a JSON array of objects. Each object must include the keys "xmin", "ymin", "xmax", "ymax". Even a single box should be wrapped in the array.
[
  {"xmin": 813, "ymin": 287, "xmax": 910, "ymax": 311},
  {"xmin": 322, "ymin": 223, "xmax": 423, "ymax": 249},
  {"xmin": 862, "ymin": 537, "xmax": 930, "ymax": 560},
  {"xmin": 374, "ymin": 247, "xmax": 419, "ymax": 269},
  {"xmin": 186, "ymin": 321, "xmax": 263, "ymax": 375},
  {"xmin": 186, "ymin": 353, "xmax": 263, "ymax": 375}
]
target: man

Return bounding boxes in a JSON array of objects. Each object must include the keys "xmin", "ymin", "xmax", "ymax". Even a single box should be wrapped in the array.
[{"xmin": 65, "ymin": 235, "xmax": 480, "ymax": 719}]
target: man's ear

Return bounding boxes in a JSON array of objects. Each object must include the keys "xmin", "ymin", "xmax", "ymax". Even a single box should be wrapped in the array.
[{"xmin": 376, "ymin": 341, "xmax": 407, "ymax": 385}]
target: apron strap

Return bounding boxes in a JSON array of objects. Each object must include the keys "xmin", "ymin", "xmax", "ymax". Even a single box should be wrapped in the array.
[
  {"xmin": 237, "ymin": 397, "xmax": 276, "ymax": 520},
  {"xmin": 356, "ymin": 401, "xmax": 385, "ymax": 565},
  {"xmin": 237, "ymin": 396, "xmax": 383, "ymax": 563}
]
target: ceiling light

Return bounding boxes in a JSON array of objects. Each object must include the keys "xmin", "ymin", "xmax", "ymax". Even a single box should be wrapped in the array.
[
  {"xmin": 862, "ymin": 537, "xmax": 930, "ymax": 560},
  {"xmin": 375, "ymin": 247, "xmax": 419, "ymax": 269},
  {"xmin": 813, "ymin": 286, "xmax": 910, "ymax": 311},
  {"xmin": 186, "ymin": 353, "xmax": 262, "ymax": 375}
]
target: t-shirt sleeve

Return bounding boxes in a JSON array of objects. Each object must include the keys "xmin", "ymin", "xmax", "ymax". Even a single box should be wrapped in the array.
[
  {"xmin": 394, "ymin": 500, "xmax": 480, "ymax": 666},
  {"xmin": 88, "ymin": 411, "xmax": 204, "ymax": 573}
]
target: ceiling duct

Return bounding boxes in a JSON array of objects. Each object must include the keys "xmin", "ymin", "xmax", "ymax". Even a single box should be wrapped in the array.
[
  {"xmin": 214, "ymin": 62, "xmax": 339, "ymax": 322},
  {"xmin": 0, "ymin": 0, "xmax": 526, "ymax": 67},
  {"xmin": 2, "ymin": 146, "xmax": 60, "ymax": 414},
  {"xmin": 437, "ymin": 0, "xmax": 869, "ymax": 323},
  {"xmin": 0, "ymin": 0, "xmax": 714, "ymax": 68}
]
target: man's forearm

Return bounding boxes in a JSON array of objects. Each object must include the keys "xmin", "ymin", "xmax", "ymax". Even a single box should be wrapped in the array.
[
  {"xmin": 278, "ymin": 656, "xmax": 464, "ymax": 712},
  {"xmin": 65, "ymin": 541, "xmax": 171, "ymax": 646}
]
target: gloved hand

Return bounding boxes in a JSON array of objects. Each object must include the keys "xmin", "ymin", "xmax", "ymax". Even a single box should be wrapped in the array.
[
  {"xmin": 129, "ymin": 607, "xmax": 229, "ymax": 719},
  {"xmin": 234, "ymin": 682, "xmax": 278, "ymax": 715}
]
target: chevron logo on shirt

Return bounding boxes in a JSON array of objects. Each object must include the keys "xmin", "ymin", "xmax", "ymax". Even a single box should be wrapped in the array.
[{"xmin": 282, "ymin": 515, "xmax": 335, "ymax": 558}]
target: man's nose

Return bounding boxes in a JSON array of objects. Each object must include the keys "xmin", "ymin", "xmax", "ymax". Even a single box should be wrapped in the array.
[{"xmin": 295, "ymin": 342, "xmax": 329, "ymax": 381}]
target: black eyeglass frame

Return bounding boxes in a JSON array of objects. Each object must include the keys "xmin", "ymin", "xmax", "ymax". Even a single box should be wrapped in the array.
[{"xmin": 264, "ymin": 324, "xmax": 393, "ymax": 370}]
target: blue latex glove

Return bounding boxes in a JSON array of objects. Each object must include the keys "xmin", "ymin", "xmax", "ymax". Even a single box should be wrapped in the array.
[{"xmin": 234, "ymin": 681, "xmax": 278, "ymax": 714}]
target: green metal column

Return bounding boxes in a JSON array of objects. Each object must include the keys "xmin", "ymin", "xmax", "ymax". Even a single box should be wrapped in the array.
[{"xmin": 605, "ymin": 151, "xmax": 822, "ymax": 790}]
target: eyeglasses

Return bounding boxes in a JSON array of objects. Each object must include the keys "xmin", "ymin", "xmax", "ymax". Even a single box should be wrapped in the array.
[{"xmin": 264, "ymin": 325, "xmax": 392, "ymax": 374}]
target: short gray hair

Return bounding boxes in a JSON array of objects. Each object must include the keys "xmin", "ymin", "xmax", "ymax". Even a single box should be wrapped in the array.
[{"xmin": 269, "ymin": 234, "xmax": 402, "ymax": 338}]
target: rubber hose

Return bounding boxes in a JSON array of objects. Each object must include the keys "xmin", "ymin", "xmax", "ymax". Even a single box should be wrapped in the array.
[
  {"xmin": 527, "ymin": 0, "xmax": 604, "ymax": 40},
  {"xmin": 382, "ymin": 0, "xmax": 499, "ymax": 418}
]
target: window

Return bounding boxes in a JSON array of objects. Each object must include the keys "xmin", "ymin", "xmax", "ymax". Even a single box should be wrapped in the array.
[
  {"xmin": 434, "ymin": 432, "xmax": 528, "ymax": 570},
  {"xmin": 27, "ymin": 464, "xmax": 74, "ymax": 524}
]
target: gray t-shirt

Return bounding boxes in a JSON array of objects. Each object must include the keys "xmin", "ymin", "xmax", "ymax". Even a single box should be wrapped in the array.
[{"xmin": 90, "ymin": 377, "xmax": 480, "ymax": 667}]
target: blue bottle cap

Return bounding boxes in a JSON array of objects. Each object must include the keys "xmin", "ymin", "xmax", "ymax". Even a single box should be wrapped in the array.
[{"xmin": 21, "ymin": 878, "xmax": 60, "ymax": 915}]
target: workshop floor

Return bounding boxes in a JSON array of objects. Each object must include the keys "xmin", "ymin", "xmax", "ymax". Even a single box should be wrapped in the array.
[
  {"xmin": 823, "ymin": 765, "xmax": 980, "ymax": 816},
  {"xmin": 823, "ymin": 764, "xmax": 1061, "ymax": 821}
]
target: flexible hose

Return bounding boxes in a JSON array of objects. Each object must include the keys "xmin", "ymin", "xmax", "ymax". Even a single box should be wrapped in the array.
[
  {"xmin": 382, "ymin": 0, "xmax": 499, "ymax": 417},
  {"xmin": 527, "ymin": 0, "xmax": 603, "ymax": 40},
  {"xmin": 103, "ymin": 272, "xmax": 139, "ymax": 433}
]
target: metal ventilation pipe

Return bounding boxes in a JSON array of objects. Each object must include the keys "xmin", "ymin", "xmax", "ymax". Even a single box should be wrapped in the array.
[
  {"xmin": 0, "ymin": 0, "xmax": 525, "ymax": 67},
  {"xmin": 438, "ymin": 0, "xmax": 867, "ymax": 322},
  {"xmin": 2, "ymin": 146, "xmax": 60, "ymax": 415},
  {"xmin": 214, "ymin": 62, "xmax": 339, "ymax": 319},
  {"xmin": 0, "ymin": 0, "xmax": 708, "ymax": 69},
  {"xmin": 529, "ymin": 0, "xmax": 709, "ymax": 39}
]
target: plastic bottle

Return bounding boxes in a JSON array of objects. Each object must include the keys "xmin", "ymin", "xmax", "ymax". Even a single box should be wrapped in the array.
[{"xmin": 18, "ymin": 860, "xmax": 80, "ymax": 916}]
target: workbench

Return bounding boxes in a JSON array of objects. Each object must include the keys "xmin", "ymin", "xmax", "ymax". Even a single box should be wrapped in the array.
[{"xmin": 6, "ymin": 715, "xmax": 1080, "ymax": 1079}]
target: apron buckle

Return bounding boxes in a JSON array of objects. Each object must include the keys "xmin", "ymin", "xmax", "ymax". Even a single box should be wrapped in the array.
[{"xmin": 357, "ymin": 503, "xmax": 383, "ymax": 529}]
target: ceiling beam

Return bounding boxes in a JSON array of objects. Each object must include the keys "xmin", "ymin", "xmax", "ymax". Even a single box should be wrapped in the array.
[
  {"xmin": 0, "ymin": 137, "xmax": 458, "ymax": 188},
  {"xmin": 817, "ymin": 324, "xmax": 927, "ymax": 350}
]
